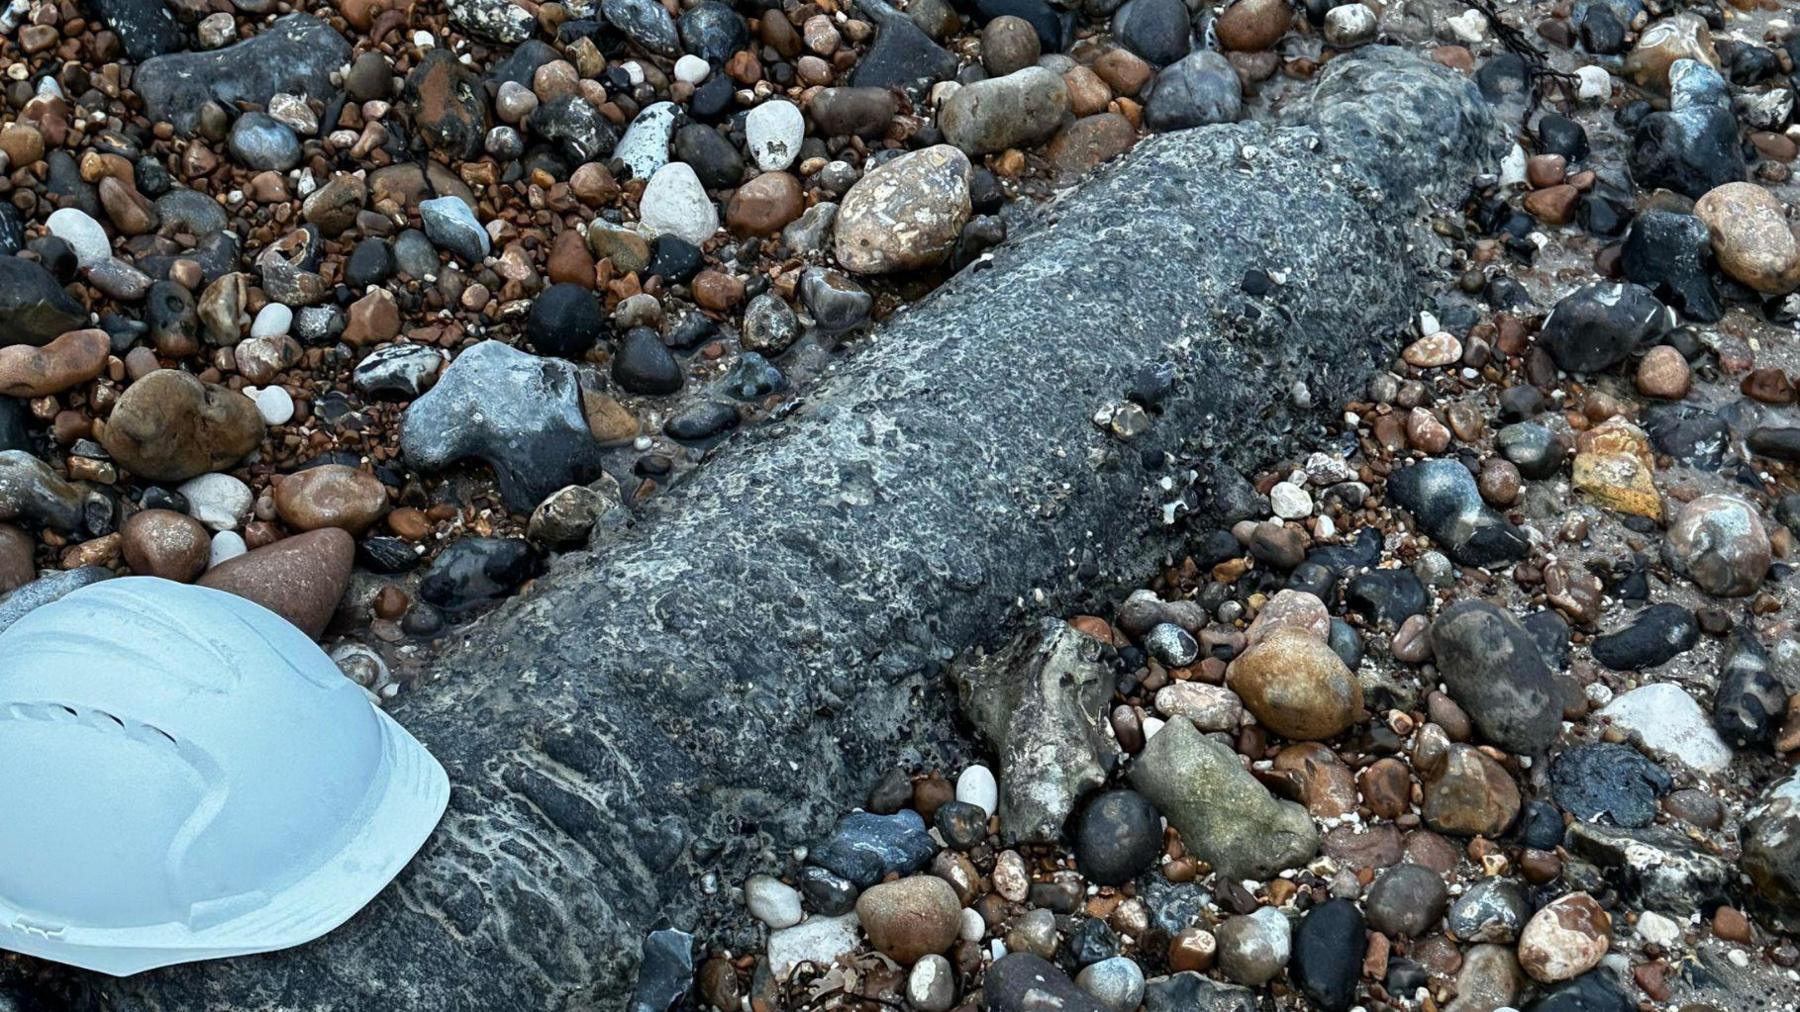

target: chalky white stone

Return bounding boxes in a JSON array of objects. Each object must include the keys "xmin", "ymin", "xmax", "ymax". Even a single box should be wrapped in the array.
[
  {"xmin": 45, "ymin": 208, "xmax": 110, "ymax": 266},
  {"xmin": 766, "ymin": 914, "xmax": 859, "ymax": 979},
  {"xmin": 1577, "ymin": 65, "xmax": 1612, "ymax": 103},
  {"xmin": 637, "ymin": 162, "xmax": 719, "ymax": 245},
  {"xmin": 250, "ymin": 303, "xmax": 293, "ymax": 339},
  {"xmin": 254, "ymin": 386, "xmax": 296, "ymax": 426},
  {"xmin": 1598, "ymin": 683, "xmax": 1732, "ymax": 774},
  {"xmin": 614, "ymin": 101, "xmax": 679, "ymax": 181},
  {"xmin": 674, "ymin": 54, "xmax": 710, "ymax": 84},
  {"xmin": 744, "ymin": 873, "xmax": 803, "ymax": 930},
  {"xmin": 907, "ymin": 954, "xmax": 956, "ymax": 1012},
  {"xmin": 1270, "ymin": 481, "xmax": 1312, "ymax": 519},
  {"xmin": 208, "ymin": 530, "xmax": 248, "ymax": 568},
  {"xmin": 955, "ymin": 763, "xmax": 998, "ymax": 816},
  {"xmin": 746, "ymin": 99, "xmax": 806, "ymax": 172},
  {"xmin": 178, "ymin": 473, "xmax": 254, "ymax": 532}
]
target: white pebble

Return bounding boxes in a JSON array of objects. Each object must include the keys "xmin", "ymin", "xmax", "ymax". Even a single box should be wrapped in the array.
[
  {"xmin": 959, "ymin": 906, "xmax": 986, "ymax": 942},
  {"xmin": 1576, "ymin": 65, "xmax": 1612, "ymax": 104},
  {"xmin": 746, "ymin": 99, "xmax": 806, "ymax": 172},
  {"xmin": 249, "ymin": 303, "xmax": 293, "ymax": 339},
  {"xmin": 1269, "ymin": 481, "xmax": 1313, "ymax": 519},
  {"xmin": 955, "ymin": 763, "xmax": 998, "ymax": 816},
  {"xmin": 637, "ymin": 162, "xmax": 719, "ymax": 245},
  {"xmin": 1499, "ymin": 143, "xmax": 1528, "ymax": 188},
  {"xmin": 45, "ymin": 207, "xmax": 110, "ymax": 266},
  {"xmin": 765, "ymin": 914, "xmax": 858, "ymax": 979},
  {"xmin": 178, "ymin": 473, "xmax": 254, "ymax": 532},
  {"xmin": 1446, "ymin": 8, "xmax": 1486, "ymax": 42},
  {"xmin": 674, "ymin": 54, "xmax": 710, "ymax": 84},
  {"xmin": 254, "ymin": 386, "xmax": 295, "ymax": 425},
  {"xmin": 744, "ymin": 873, "xmax": 804, "ymax": 930},
  {"xmin": 208, "ymin": 530, "xmax": 247, "ymax": 568},
  {"xmin": 1637, "ymin": 910, "xmax": 1682, "ymax": 948}
]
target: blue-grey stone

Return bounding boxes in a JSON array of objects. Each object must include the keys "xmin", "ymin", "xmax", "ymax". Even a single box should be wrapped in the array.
[
  {"xmin": 419, "ymin": 196, "xmax": 490, "ymax": 263},
  {"xmin": 0, "ymin": 567, "xmax": 112, "ymax": 635},
  {"xmin": 808, "ymin": 810, "xmax": 935, "ymax": 888},
  {"xmin": 400, "ymin": 341, "xmax": 606, "ymax": 510}
]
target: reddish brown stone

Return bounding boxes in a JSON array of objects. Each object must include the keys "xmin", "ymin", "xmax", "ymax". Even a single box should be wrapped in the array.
[
  {"xmin": 198, "ymin": 528, "xmax": 355, "ymax": 640},
  {"xmin": 724, "ymin": 172, "xmax": 805, "ymax": 236}
]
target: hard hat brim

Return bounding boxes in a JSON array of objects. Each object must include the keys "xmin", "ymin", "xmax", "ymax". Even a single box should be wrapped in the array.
[{"xmin": 0, "ymin": 702, "xmax": 450, "ymax": 977}]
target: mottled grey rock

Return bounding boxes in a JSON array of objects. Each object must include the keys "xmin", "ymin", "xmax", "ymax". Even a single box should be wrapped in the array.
[
  {"xmin": 0, "ymin": 451, "xmax": 86, "ymax": 532},
  {"xmin": 1566, "ymin": 821, "xmax": 1732, "ymax": 917},
  {"xmin": 66, "ymin": 47, "xmax": 1499, "ymax": 1011},
  {"xmin": 604, "ymin": 0, "xmax": 680, "ymax": 53},
  {"xmin": 88, "ymin": 0, "xmax": 184, "ymax": 60},
  {"xmin": 988, "ymin": 954, "xmax": 1104, "ymax": 1012},
  {"xmin": 1447, "ymin": 877, "xmax": 1529, "ymax": 943},
  {"xmin": 954, "ymin": 618, "xmax": 1117, "ymax": 843},
  {"xmin": 1131, "ymin": 717, "xmax": 1319, "ymax": 879},
  {"xmin": 400, "ymin": 341, "xmax": 606, "ymax": 511},
  {"xmin": 447, "ymin": 0, "xmax": 535, "ymax": 42},
  {"xmin": 134, "ymin": 14, "xmax": 350, "ymax": 135},
  {"xmin": 0, "ymin": 257, "xmax": 86, "ymax": 348},
  {"xmin": 1427, "ymin": 599, "xmax": 1561, "ymax": 754},
  {"xmin": 1742, "ymin": 773, "xmax": 1800, "ymax": 932},
  {"xmin": 614, "ymin": 102, "xmax": 679, "ymax": 180},
  {"xmin": 0, "ymin": 567, "xmax": 111, "ymax": 635}
]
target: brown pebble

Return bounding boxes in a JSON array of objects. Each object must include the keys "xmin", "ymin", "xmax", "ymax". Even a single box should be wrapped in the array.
[{"xmin": 120, "ymin": 509, "xmax": 210, "ymax": 583}]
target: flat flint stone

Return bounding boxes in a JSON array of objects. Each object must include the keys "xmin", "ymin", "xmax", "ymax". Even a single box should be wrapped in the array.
[
  {"xmin": 400, "ymin": 340, "xmax": 606, "ymax": 511},
  {"xmin": 134, "ymin": 14, "xmax": 350, "ymax": 134},
  {"xmin": 1388, "ymin": 459, "xmax": 1529, "ymax": 567},
  {"xmin": 808, "ymin": 809, "xmax": 935, "ymax": 889},
  {"xmin": 954, "ymin": 618, "xmax": 1117, "ymax": 844}
]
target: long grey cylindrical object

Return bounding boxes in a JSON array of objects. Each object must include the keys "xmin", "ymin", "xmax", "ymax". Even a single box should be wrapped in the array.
[{"xmin": 33, "ymin": 47, "xmax": 1500, "ymax": 1011}]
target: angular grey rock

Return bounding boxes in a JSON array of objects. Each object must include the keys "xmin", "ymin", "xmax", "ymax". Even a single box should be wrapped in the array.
[
  {"xmin": 0, "ymin": 257, "xmax": 86, "ymax": 348},
  {"xmin": 0, "ymin": 567, "xmax": 111, "ymax": 635},
  {"xmin": 1565, "ymin": 821, "xmax": 1732, "ymax": 918},
  {"xmin": 1145, "ymin": 50, "xmax": 1242, "ymax": 130},
  {"xmin": 420, "ymin": 196, "xmax": 490, "ymax": 263},
  {"xmin": 1742, "ymin": 772, "xmax": 1800, "ymax": 932},
  {"xmin": 954, "ymin": 618, "xmax": 1117, "ymax": 843},
  {"xmin": 400, "ymin": 341, "xmax": 606, "ymax": 511},
  {"xmin": 1130, "ymin": 717, "xmax": 1319, "ymax": 879},
  {"xmin": 1427, "ymin": 599, "xmax": 1561, "ymax": 755},
  {"xmin": 849, "ymin": 0, "xmax": 960, "ymax": 92},
  {"xmin": 0, "ymin": 450, "xmax": 86, "ymax": 532},
  {"xmin": 1387, "ymin": 458, "xmax": 1529, "ymax": 567},
  {"xmin": 1144, "ymin": 973, "xmax": 1258, "ymax": 1012},
  {"xmin": 134, "ymin": 14, "xmax": 351, "ymax": 134},
  {"xmin": 604, "ymin": 0, "xmax": 681, "ymax": 53},
  {"xmin": 65, "ymin": 48, "xmax": 1500, "ymax": 1010}
]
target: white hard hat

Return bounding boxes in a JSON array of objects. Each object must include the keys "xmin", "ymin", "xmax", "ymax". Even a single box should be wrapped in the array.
[{"xmin": 0, "ymin": 577, "xmax": 449, "ymax": 976}]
